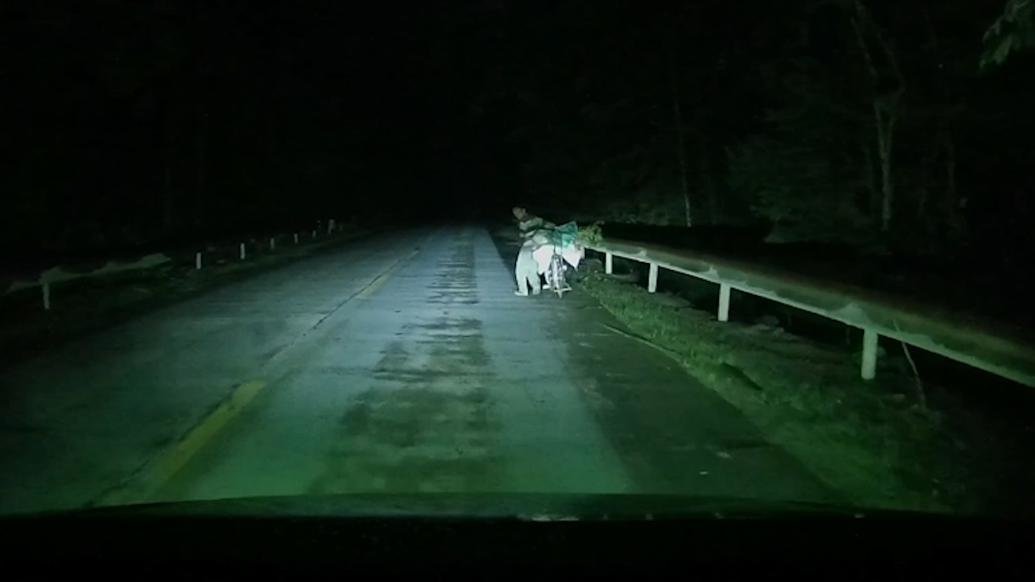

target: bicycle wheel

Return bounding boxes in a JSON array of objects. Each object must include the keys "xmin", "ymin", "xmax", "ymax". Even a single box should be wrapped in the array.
[{"xmin": 550, "ymin": 255, "xmax": 566, "ymax": 298}]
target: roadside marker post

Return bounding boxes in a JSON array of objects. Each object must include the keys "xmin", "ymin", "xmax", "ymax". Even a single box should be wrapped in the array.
[
  {"xmin": 718, "ymin": 283, "xmax": 731, "ymax": 322},
  {"xmin": 861, "ymin": 329, "xmax": 879, "ymax": 380}
]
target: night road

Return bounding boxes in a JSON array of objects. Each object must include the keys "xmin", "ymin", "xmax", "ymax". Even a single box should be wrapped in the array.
[
  {"xmin": 6, "ymin": 1, "xmax": 1035, "ymax": 573},
  {"xmin": 0, "ymin": 227, "xmax": 832, "ymax": 514}
]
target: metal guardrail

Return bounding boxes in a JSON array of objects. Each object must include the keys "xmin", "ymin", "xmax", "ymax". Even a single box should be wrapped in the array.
[
  {"xmin": 588, "ymin": 239, "xmax": 1035, "ymax": 387},
  {"xmin": 5, "ymin": 219, "xmax": 344, "ymax": 312}
]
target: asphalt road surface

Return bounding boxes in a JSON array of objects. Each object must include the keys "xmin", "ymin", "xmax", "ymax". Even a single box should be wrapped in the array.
[{"xmin": 0, "ymin": 226, "xmax": 833, "ymax": 515}]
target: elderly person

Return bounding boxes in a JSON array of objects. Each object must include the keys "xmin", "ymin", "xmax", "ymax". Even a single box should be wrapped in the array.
[
  {"xmin": 512, "ymin": 208, "xmax": 585, "ymax": 296},
  {"xmin": 512, "ymin": 207, "xmax": 551, "ymax": 296},
  {"xmin": 514, "ymin": 238, "xmax": 541, "ymax": 296},
  {"xmin": 512, "ymin": 206, "xmax": 553, "ymax": 238}
]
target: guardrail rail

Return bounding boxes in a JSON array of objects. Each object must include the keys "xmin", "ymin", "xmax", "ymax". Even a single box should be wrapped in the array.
[
  {"xmin": 587, "ymin": 239, "xmax": 1035, "ymax": 387},
  {"xmin": 4, "ymin": 219, "xmax": 345, "ymax": 312}
]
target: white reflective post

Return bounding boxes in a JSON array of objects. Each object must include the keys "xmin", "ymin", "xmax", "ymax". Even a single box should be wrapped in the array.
[
  {"xmin": 294, "ymin": 233, "xmax": 299, "ymax": 244},
  {"xmin": 861, "ymin": 328, "xmax": 879, "ymax": 380},
  {"xmin": 195, "ymin": 252, "xmax": 202, "ymax": 270},
  {"xmin": 648, "ymin": 263, "xmax": 659, "ymax": 293},
  {"xmin": 269, "ymin": 237, "xmax": 275, "ymax": 251},
  {"xmin": 240, "ymin": 243, "xmax": 246, "ymax": 260},
  {"xmin": 42, "ymin": 281, "xmax": 51, "ymax": 311},
  {"xmin": 718, "ymin": 283, "xmax": 731, "ymax": 322},
  {"xmin": 605, "ymin": 252, "xmax": 613, "ymax": 274}
]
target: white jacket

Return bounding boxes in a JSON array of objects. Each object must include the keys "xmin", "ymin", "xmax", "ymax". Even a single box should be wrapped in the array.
[{"xmin": 531, "ymin": 243, "xmax": 585, "ymax": 274}]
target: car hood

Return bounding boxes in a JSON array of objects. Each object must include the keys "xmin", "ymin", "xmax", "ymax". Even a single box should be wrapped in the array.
[{"xmin": 16, "ymin": 492, "xmax": 909, "ymax": 521}]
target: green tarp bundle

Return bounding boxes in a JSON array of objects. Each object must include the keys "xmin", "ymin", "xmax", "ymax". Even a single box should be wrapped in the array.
[{"xmin": 549, "ymin": 221, "xmax": 579, "ymax": 249}]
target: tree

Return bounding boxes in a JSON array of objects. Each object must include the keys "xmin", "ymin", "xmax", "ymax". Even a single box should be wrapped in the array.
[
  {"xmin": 982, "ymin": 0, "xmax": 1035, "ymax": 67},
  {"xmin": 847, "ymin": 0, "xmax": 906, "ymax": 233},
  {"xmin": 727, "ymin": 52, "xmax": 874, "ymax": 243}
]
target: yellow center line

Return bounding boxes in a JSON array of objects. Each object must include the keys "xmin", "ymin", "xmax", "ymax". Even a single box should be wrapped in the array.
[
  {"xmin": 96, "ymin": 245, "xmax": 423, "ymax": 507},
  {"xmin": 98, "ymin": 380, "xmax": 266, "ymax": 506},
  {"xmin": 356, "ymin": 247, "xmax": 420, "ymax": 300}
]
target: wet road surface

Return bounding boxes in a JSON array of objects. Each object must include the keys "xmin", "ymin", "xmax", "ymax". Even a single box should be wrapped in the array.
[{"xmin": 0, "ymin": 226, "xmax": 833, "ymax": 514}]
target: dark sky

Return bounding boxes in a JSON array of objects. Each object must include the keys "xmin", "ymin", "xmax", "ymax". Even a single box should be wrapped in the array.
[
  {"xmin": 3, "ymin": 1, "xmax": 516, "ymax": 235},
  {"xmin": 3, "ymin": 0, "xmax": 1033, "ymax": 263}
]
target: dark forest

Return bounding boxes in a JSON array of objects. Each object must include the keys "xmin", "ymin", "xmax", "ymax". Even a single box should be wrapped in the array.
[{"xmin": 3, "ymin": 0, "xmax": 1033, "ymax": 269}]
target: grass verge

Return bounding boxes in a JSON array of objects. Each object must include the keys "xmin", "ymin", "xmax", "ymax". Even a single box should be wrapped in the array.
[{"xmin": 578, "ymin": 269, "xmax": 994, "ymax": 514}]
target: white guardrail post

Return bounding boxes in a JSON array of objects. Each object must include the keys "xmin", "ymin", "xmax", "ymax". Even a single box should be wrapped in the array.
[
  {"xmin": 21, "ymin": 225, "xmax": 322, "ymax": 313},
  {"xmin": 718, "ymin": 283, "xmax": 731, "ymax": 322},
  {"xmin": 861, "ymin": 328, "xmax": 879, "ymax": 380},
  {"xmin": 648, "ymin": 263, "xmax": 659, "ymax": 293},
  {"xmin": 605, "ymin": 252, "xmax": 613, "ymax": 275}
]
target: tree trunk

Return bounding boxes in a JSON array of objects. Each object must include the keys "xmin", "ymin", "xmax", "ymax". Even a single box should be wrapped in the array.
[
  {"xmin": 700, "ymin": 148, "xmax": 717, "ymax": 224},
  {"xmin": 162, "ymin": 155, "xmax": 174, "ymax": 230},
  {"xmin": 195, "ymin": 106, "xmax": 208, "ymax": 228},
  {"xmin": 942, "ymin": 128, "xmax": 966, "ymax": 238},
  {"xmin": 861, "ymin": 135, "xmax": 880, "ymax": 216},
  {"xmin": 850, "ymin": 0, "xmax": 905, "ymax": 233},
  {"xmin": 161, "ymin": 97, "xmax": 178, "ymax": 232},
  {"xmin": 922, "ymin": 6, "xmax": 965, "ymax": 243},
  {"xmin": 693, "ymin": 128, "xmax": 717, "ymax": 224},
  {"xmin": 192, "ymin": 1, "xmax": 209, "ymax": 230},
  {"xmin": 875, "ymin": 102, "xmax": 898, "ymax": 232},
  {"xmin": 918, "ymin": 146, "xmax": 932, "ymax": 219},
  {"xmin": 944, "ymin": 131, "xmax": 957, "ymax": 208},
  {"xmin": 668, "ymin": 56, "xmax": 692, "ymax": 228}
]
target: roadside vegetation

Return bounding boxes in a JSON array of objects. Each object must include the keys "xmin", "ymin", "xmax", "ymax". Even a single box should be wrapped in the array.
[{"xmin": 578, "ymin": 267, "xmax": 1029, "ymax": 514}]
